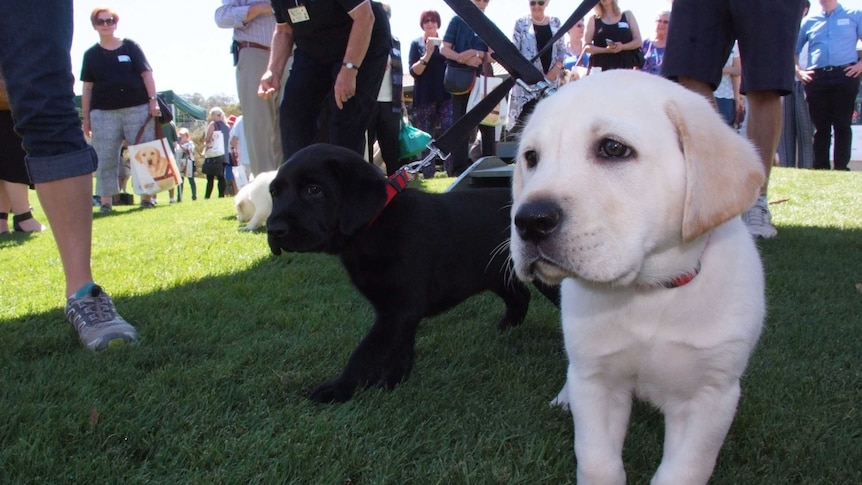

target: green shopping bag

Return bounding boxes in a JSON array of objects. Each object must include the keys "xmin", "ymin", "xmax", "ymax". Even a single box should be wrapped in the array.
[{"xmin": 398, "ymin": 118, "xmax": 431, "ymax": 159}]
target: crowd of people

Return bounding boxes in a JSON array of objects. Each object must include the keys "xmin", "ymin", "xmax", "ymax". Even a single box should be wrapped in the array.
[{"xmin": 1, "ymin": 0, "xmax": 859, "ymax": 351}]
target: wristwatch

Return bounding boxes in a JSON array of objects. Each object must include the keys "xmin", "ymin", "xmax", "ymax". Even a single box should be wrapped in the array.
[
  {"xmin": 148, "ymin": 95, "xmax": 158, "ymax": 100},
  {"xmin": 342, "ymin": 62, "xmax": 358, "ymax": 70}
]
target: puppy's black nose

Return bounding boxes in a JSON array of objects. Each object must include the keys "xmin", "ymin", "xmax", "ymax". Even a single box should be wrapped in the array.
[{"xmin": 514, "ymin": 200, "xmax": 562, "ymax": 243}]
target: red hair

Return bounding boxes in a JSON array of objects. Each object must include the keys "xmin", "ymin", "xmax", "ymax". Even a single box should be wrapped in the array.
[
  {"xmin": 419, "ymin": 10, "xmax": 441, "ymax": 29},
  {"xmin": 90, "ymin": 7, "xmax": 119, "ymax": 26}
]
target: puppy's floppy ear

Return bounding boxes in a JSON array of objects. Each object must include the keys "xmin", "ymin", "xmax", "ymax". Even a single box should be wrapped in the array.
[
  {"xmin": 330, "ymin": 150, "xmax": 387, "ymax": 235},
  {"xmin": 664, "ymin": 99, "xmax": 765, "ymax": 242}
]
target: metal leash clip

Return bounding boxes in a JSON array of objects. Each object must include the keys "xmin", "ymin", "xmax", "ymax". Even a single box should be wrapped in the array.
[{"xmin": 402, "ymin": 141, "xmax": 447, "ymax": 175}]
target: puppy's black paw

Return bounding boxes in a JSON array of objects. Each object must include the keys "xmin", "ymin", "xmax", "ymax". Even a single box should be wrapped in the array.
[
  {"xmin": 496, "ymin": 314, "xmax": 526, "ymax": 330},
  {"xmin": 309, "ymin": 379, "xmax": 355, "ymax": 404}
]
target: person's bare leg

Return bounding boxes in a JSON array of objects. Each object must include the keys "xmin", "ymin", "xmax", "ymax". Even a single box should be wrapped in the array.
[
  {"xmin": 34, "ymin": 173, "xmax": 93, "ymax": 298},
  {"xmin": 0, "ymin": 182, "xmax": 9, "ymax": 233},
  {"xmin": 744, "ymin": 90, "xmax": 782, "ymax": 196},
  {"xmin": 4, "ymin": 180, "xmax": 44, "ymax": 231},
  {"xmin": 678, "ymin": 76, "xmax": 718, "ymax": 109}
]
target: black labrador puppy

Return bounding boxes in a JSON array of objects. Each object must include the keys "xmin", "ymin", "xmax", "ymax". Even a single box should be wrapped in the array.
[{"xmin": 267, "ymin": 144, "xmax": 557, "ymax": 403}]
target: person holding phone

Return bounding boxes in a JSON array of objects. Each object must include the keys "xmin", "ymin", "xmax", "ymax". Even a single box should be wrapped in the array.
[
  {"xmin": 408, "ymin": 10, "xmax": 453, "ymax": 177},
  {"xmin": 583, "ymin": 0, "xmax": 643, "ymax": 72}
]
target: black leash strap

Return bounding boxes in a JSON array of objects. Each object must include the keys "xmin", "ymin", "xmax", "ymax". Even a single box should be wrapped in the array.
[{"xmin": 427, "ymin": 0, "xmax": 600, "ymax": 161}]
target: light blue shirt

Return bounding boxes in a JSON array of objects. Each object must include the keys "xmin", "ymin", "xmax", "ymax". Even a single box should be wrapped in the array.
[{"xmin": 796, "ymin": 3, "xmax": 862, "ymax": 69}]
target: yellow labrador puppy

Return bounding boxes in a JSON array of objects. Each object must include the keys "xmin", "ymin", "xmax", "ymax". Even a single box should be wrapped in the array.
[
  {"xmin": 235, "ymin": 170, "xmax": 277, "ymax": 231},
  {"xmin": 510, "ymin": 70, "xmax": 765, "ymax": 485}
]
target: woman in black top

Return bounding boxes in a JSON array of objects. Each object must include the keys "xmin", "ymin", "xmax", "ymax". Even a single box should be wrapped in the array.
[
  {"xmin": 507, "ymin": 0, "xmax": 568, "ymax": 136},
  {"xmin": 583, "ymin": 0, "xmax": 643, "ymax": 72},
  {"xmin": 203, "ymin": 107, "xmax": 232, "ymax": 199},
  {"xmin": 80, "ymin": 7, "xmax": 162, "ymax": 210}
]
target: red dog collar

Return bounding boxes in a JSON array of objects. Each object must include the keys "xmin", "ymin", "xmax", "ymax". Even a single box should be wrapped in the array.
[{"xmin": 366, "ymin": 168, "xmax": 414, "ymax": 227}]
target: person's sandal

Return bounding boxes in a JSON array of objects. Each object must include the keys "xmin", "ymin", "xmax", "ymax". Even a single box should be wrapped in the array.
[
  {"xmin": 12, "ymin": 209, "xmax": 45, "ymax": 233},
  {"xmin": 0, "ymin": 212, "xmax": 9, "ymax": 234}
]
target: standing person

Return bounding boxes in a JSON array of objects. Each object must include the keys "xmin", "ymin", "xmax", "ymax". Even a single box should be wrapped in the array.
[
  {"xmin": 367, "ymin": 4, "xmax": 406, "ymax": 176},
  {"xmin": 203, "ymin": 107, "xmax": 231, "ymax": 199},
  {"xmin": 583, "ymin": 0, "xmax": 644, "ymax": 72},
  {"xmin": 0, "ymin": 0, "xmax": 139, "ymax": 350},
  {"xmin": 176, "ymin": 128, "xmax": 197, "ymax": 202},
  {"xmin": 662, "ymin": 0, "xmax": 806, "ymax": 239},
  {"xmin": 80, "ymin": 6, "xmax": 160, "ymax": 211},
  {"xmin": 441, "ymin": 0, "xmax": 495, "ymax": 176},
  {"xmin": 0, "ymin": 73, "xmax": 44, "ymax": 234},
  {"xmin": 163, "ymin": 120, "xmax": 179, "ymax": 203},
  {"xmin": 507, "ymin": 0, "xmax": 568, "ymax": 137},
  {"xmin": 229, "ymin": 114, "xmax": 253, "ymax": 184},
  {"xmin": 796, "ymin": 0, "xmax": 862, "ymax": 171},
  {"xmin": 563, "ymin": 18, "xmax": 589, "ymax": 70},
  {"xmin": 779, "ymin": 0, "xmax": 815, "ymax": 169},
  {"xmin": 259, "ymin": 0, "xmax": 392, "ymax": 161},
  {"xmin": 408, "ymin": 10, "xmax": 453, "ymax": 178},
  {"xmin": 715, "ymin": 43, "xmax": 743, "ymax": 127},
  {"xmin": 640, "ymin": 10, "xmax": 669, "ymax": 76},
  {"xmin": 224, "ymin": 114, "xmax": 239, "ymax": 196},
  {"xmin": 215, "ymin": 1, "xmax": 284, "ymax": 172}
]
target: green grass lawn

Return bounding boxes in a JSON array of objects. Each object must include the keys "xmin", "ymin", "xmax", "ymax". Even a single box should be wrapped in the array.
[{"xmin": 1, "ymin": 168, "xmax": 860, "ymax": 484}]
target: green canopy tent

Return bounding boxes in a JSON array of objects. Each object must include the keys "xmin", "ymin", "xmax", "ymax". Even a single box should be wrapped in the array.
[{"xmin": 74, "ymin": 90, "xmax": 207, "ymax": 122}]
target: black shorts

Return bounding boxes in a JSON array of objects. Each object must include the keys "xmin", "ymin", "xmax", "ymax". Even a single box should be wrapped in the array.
[
  {"xmin": 0, "ymin": 110, "xmax": 30, "ymax": 184},
  {"xmin": 662, "ymin": 0, "xmax": 805, "ymax": 95}
]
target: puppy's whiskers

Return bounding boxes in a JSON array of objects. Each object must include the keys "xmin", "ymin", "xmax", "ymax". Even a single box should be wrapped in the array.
[{"xmin": 488, "ymin": 238, "xmax": 518, "ymax": 287}]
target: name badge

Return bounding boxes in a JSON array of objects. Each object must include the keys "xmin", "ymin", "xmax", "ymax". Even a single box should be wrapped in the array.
[
  {"xmin": 288, "ymin": 6, "xmax": 310, "ymax": 23},
  {"xmin": 619, "ymin": 22, "xmax": 630, "ymax": 29},
  {"xmin": 117, "ymin": 55, "xmax": 131, "ymax": 63},
  {"xmin": 838, "ymin": 18, "xmax": 850, "ymax": 26}
]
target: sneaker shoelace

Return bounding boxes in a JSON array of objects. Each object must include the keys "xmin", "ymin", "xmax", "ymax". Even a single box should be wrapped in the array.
[{"xmin": 69, "ymin": 290, "xmax": 119, "ymax": 329}]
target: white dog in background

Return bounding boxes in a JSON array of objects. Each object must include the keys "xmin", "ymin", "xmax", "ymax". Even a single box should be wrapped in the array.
[
  {"xmin": 235, "ymin": 170, "xmax": 276, "ymax": 231},
  {"xmin": 510, "ymin": 70, "xmax": 766, "ymax": 485}
]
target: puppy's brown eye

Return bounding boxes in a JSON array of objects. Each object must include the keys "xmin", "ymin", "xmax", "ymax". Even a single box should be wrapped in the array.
[
  {"xmin": 599, "ymin": 139, "xmax": 632, "ymax": 158},
  {"xmin": 522, "ymin": 150, "xmax": 538, "ymax": 168},
  {"xmin": 305, "ymin": 184, "xmax": 322, "ymax": 197}
]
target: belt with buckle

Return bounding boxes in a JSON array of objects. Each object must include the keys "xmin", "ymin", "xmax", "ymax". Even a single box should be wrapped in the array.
[
  {"xmin": 236, "ymin": 41, "xmax": 270, "ymax": 52},
  {"xmin": 814, "ymin": 63, "xmax": 853, "ymax": 73}
]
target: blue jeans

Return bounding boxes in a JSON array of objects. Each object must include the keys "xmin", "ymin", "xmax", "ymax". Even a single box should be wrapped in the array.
[
  {"xmin": 715, "ymin": 97, "xmax": 736, "ymax": 127},
  {"xmin": 0, "ymin": 0, "xmax": 97, "ymax": 184}
]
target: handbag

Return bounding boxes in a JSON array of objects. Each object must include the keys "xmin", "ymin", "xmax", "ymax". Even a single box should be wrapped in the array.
[
  {"xmin": 201, "ymin": 158, "xmax": 223, "ymax": 177},
  {"xmin": 128, "ymin": 117, "xmax": 181, "ymax": 195},
  {"xmin": 156, "ymin": 95, "xmax": 172, "ymax": 124},
  {"xmin": 467, "ymin": 74, "xmax": 508, "ymax": 127},
  {"xmin": 444, "ymin": 63, "xmax": 477, "ymax": 95},
  {"xmin": 398, "ymin": 118, "xmax": 432, "ymax": 159},
  {"xmin": 204, "ymin": 129, "xmax": 225, "ymax": 158},
  {"xmin": 630, "ymin": 47, "xmax": 646, "ymax": 70}
]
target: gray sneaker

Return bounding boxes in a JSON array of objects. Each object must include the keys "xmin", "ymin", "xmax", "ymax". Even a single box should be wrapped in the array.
[
  {"xmin": 742, "ymin": 196, "xmax": 777, "ymax": 239},
  {"xmin": 65, "ymin": 285, "xmax": 139, "ymax": 350}
]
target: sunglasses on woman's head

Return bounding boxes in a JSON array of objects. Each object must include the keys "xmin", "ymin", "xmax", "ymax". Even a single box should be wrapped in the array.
[
  {"xmin": 530, "ymin": 0, "xmax": 546, "ymax": 5},
  {"xmin": 95, "ymin": 17, "xmax": 115, "ymax": 26}
]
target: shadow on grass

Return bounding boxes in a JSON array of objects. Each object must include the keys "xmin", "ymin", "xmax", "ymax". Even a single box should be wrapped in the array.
[{"xmin": 0, "ymin": 224, "xmax": 858, "ymax": 483}]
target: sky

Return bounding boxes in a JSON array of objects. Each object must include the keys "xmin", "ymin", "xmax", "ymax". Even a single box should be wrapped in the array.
[{"xmin": 70, "ymin": 0, "xmax": 862, "ymax": 99}]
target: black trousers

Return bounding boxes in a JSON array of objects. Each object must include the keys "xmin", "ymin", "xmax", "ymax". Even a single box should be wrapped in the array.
[
  {"xmin": 804, "ymin": 69, "xmax": 860, "ymax": 170},
  {"xmin": 279, "ymin": 49, "xmax": 388, "ymax": 161},
  {"xmin": 450, "ymin": 93, "xmax": 496, "ymax": 176},
  {"xmin": 367, "ymin": 101, "xmax": 403, "ymax": 176}
]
